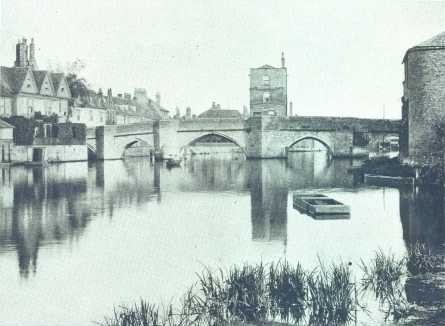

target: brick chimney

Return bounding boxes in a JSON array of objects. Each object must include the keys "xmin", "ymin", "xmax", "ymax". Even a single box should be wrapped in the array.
[{"xmin": 15, "ymin": 38, "xmax": 28, "ymax": 67}]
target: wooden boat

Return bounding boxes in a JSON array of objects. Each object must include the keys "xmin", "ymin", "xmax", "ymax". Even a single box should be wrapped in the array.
[
  {"xmin": 293, "ymin": 192, "xmax": 350, "ymax": 218},
  {"xmin": 166, "ymin": 158, "xmax": 181, "ymax": 169}
]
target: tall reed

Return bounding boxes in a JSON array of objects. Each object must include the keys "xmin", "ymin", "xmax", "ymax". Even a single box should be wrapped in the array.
[
  {"xmin": 307, "ymin": 262, "xmax": 356, "ymax": 325},
  {"xmin": 268, "ymin": 260, "xmax": 306, "ymax": 323}
]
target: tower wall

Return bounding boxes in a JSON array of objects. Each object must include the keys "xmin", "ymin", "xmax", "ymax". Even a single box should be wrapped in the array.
[
  {"xmin": 404, "ymin": 48, "xmax": 445, "ymax": 164},
  {"xmin": 249, "ymin": 67, "xmax": 287, "ymax": 117}
]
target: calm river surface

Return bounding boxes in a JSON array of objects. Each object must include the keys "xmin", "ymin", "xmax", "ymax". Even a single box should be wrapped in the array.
[{"xmin": 0, "ymin": 152, "xmax": 443, "ymax": 325}]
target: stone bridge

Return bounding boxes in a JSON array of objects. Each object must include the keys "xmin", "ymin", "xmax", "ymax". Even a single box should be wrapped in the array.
[
  {"xmin": 90, "ymin": 116, "xmax": 400, "ymax": 160},
  {"xmin": 88, "ymin": 122, "xmax": 157, "ymax": 160}
]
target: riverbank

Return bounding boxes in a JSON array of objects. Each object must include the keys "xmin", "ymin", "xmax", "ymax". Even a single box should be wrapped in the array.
[{"xmin": 100, "ymin": 245, "xmax": 445, "ymax": 326}]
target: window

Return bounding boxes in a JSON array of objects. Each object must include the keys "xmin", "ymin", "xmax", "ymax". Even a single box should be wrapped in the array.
[
  {"xmin": 263, "ymin": 75, "xmax": 270, "ymax": 85},
  {"xmin": 263, "ymin": 92, "xmax": 271, "ymax": 103}
]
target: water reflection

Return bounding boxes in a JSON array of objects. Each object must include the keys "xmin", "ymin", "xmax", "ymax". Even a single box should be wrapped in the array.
[
  {"xmin": 400, "ymin": 186, "xmax": 445, "ymax": 310},
  {"xmin": 399, "ymin": 185, "xmax": 445, "ymax": 248},
  {"xmin": 0, "ymin": 152, "xmax": 365, "ymax": 278},
  {"xmin": 0, "ymin": 152, "xmax": 417, "ymax": 325}
]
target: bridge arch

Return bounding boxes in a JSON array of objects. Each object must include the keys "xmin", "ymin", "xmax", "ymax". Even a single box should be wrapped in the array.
[
  {"xmin": 287, "ymin": 136, "xmax": 333, "ymax": 156},
  {"xmin": 122, "ymin": 138, "xmax": 153, "ymax": 158},
  {"xmin": 180, "ymin": 132, "xmax": 247, "ymax": 155}
]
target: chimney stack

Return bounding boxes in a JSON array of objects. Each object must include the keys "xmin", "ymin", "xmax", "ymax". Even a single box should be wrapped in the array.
[
  {"xmin": 186, "ymin": 107, "xmax": 192, "ymax": 120},
  {"xmin": 289, "ymin": 101, "xmax": 293, "ymax": 116},
  {"xmin": 15, "ymin": 38, "xmax": 28, "ymax": 67},
  {"xmin": 281, "ymin": 51, "xmax": 285, "ymax": 68},
  {"xmin": 29, "ymin": 38, "xmax": 37, "ymax": 69}
]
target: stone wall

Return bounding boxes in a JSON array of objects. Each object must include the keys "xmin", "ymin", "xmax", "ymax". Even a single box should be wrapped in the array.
[
  {"xmin": 403, "ymin": 48, "xmax": 445, "ymax": 164},
  {"xmin": 10, "ymin": 144, "xmax": 87, "ymax": 163}
]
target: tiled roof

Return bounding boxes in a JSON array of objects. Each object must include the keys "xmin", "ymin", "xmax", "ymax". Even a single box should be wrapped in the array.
[
  {"xmin": 198, "ymin": 109, "xmax": 241, "ymax": 119},
  {"xmin": 51, "ymin": 73, "xmax": 64, "ymax": 91},
  {"xmin": 258, "ymin": 64, "xmax": 276, "ymax": 69},
  {"xmin": 0, "ymin": 66, "xmax": 29, "ymax": 95},
  {"xmin": 0, "ymin": 118, "xmax": 14, "ymax": 129},
  {"xmin": 32, "ymin": 70, "xmax": 47, "ymax": 90}
]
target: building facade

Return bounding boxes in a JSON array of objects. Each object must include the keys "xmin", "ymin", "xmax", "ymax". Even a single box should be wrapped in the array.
[
  {"xmin": 0, "ymin": 39, "xmax": 71, "ymax": 121},
  {"xmin": 249, "ymin": 53, "xmax": 287, "ymax": 117},
  {"xmin": 401, "ymin": 31, "xmax": 445, "ymax": 165}
]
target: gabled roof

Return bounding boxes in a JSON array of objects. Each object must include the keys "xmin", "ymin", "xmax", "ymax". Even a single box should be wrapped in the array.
[
  {"xmin": 0, "ymin": 118, "xmax": 14, "ymax": 129},
  {"xmin": 33, "ymin": 71, "xmax": 47, "ymax": 89},
  {"xmin": 51, "ymin": 73, "xmax": 64, "ymax": 91},
  {"xmin": 198, "ymin": 108, "xmax": 241, "ymax": 119},
  {"xmin": 0, "ymin": 66, "xmax": 30, "ymax": 95}
]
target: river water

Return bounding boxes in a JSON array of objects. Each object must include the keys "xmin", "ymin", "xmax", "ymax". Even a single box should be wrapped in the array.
[{"xmin": 0, "ymin": 152, "xmax": 443, "ymax": 325}]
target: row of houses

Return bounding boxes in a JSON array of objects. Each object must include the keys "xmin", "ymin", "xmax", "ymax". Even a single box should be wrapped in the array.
[{"xmin": 0, "ymin": 38, "xmax": 170, "ymax": 128}]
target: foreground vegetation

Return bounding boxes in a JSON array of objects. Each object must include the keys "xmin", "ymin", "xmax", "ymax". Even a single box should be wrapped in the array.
[{"xmin": 100, "ymin": 242, "xmax": 443, "ymax": 326}]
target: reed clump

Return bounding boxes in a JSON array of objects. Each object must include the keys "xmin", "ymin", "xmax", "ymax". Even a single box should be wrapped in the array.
[
  {"xmin": 307, "ymin": 262, "xmax": 356, "ymax": 325},
  {"xmin": 268, "ymin": 260, "xmax": 306, "ymax": 323},
  {"xmin": 406, "ymin": 242, "xmax": 443, "ymax": 275},
  {"xmin": 360, "ymin": 250, "xmax": 412, "ymax": 321},
  {"xmin": 101, "ymin": 260, "xmax": 361, "ymax": 326}
]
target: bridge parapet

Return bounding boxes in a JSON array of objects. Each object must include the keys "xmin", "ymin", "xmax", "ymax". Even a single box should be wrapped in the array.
[
  {"xmin": 115, "ymin": 121, "xmax": 156, "ymax": 135},
  {"xmin": 178, "ymin": 118, "xmax": 246, "ymax": 131}
]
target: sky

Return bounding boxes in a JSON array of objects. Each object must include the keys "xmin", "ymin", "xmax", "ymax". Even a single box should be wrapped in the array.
[{"xmin": 1, "ymin": 0, "xmax": 445, "ymax": 119}]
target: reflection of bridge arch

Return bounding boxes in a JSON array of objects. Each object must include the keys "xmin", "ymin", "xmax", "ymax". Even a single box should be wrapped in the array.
[
  {"xmin": 287, "ymin": 136, "xmax": 333, "ymax": 156},
  {"xmin": 180, "ymin": 132, "xmax": 247, "ymax": 155}
]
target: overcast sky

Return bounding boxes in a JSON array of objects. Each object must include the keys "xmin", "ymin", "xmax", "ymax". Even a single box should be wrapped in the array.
[{"xmin": 1, "ymin": 0, "xmax": 445, "ymax": 118}]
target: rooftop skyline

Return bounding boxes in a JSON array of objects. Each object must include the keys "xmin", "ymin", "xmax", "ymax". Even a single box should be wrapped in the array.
[{"xmin": 1, "ymin": 0, "xmax": 445, "ymax": 118}]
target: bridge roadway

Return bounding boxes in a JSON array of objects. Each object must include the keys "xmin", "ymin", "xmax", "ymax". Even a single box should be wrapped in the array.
[{"xmin": 87, "ymin": 116, "xmax": 400, "ymax": 160}]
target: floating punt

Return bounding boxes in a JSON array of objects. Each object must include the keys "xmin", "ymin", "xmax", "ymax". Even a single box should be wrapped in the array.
[
  {"xmin": 364, "ymin": 174, "xmax": 414, "ymax": 187},
  {"xmin": 293, "ymin": 192, "xmax": 350, "ymax": 218},
  {"xmin": 293, "ymin": 193, "xmax": 328, "ymax": 212}
]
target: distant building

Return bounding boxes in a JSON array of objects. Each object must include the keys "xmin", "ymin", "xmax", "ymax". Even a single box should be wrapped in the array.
[
  {"xmin": 70, "ymin": 88, "xmax": 107, "ymax": 127},
  {"xmin": 198, "ymin": 108, "xmax": 241, "ymax": 119},
  {"xmin": 133, "ymin": 88, "xmax": 170, "ymax": 120},
  {"xmin": 0, "ymin": 38, "xmax": 71, "ymax": 120},
  {"xmin": 249, "ymin": 53, "xmax": 287, "ymax": 117}
]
